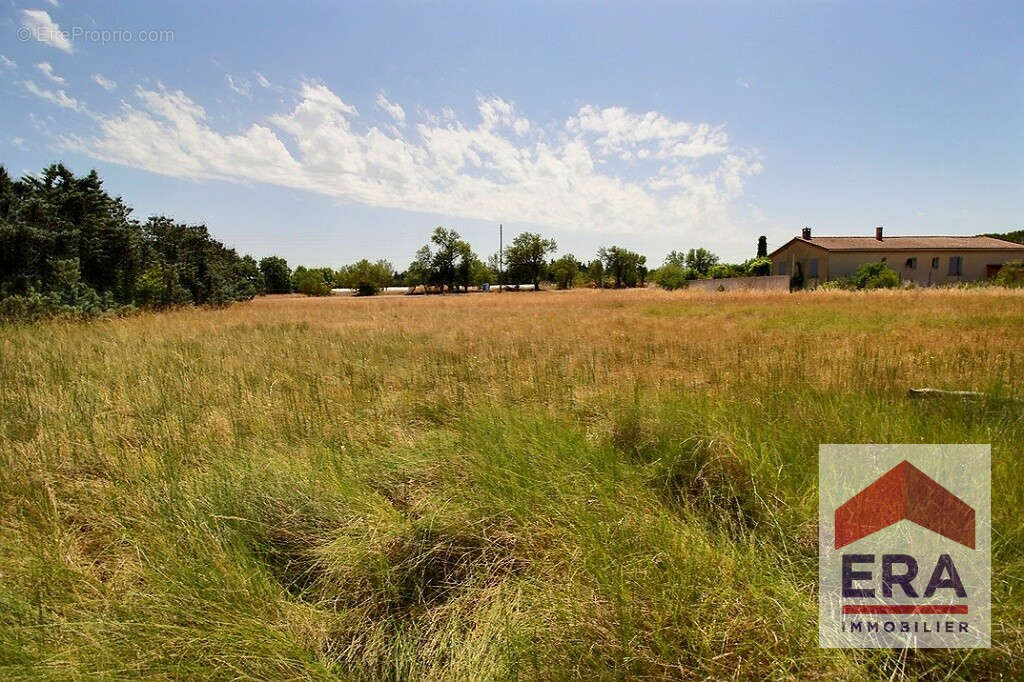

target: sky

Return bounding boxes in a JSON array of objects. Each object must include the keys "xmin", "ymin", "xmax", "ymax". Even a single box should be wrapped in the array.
[{"xmin": 0, "ymin": 1, "xmax": 1021, "ymax": 268}]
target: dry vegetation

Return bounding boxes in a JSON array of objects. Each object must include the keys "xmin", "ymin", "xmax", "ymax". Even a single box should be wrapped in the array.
[{"xmin": 2, "ymin": 288, "xmax": 1023, "ymax": 679}]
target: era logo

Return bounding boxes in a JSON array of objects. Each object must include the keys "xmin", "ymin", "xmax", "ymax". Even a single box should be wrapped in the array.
[
  {"xmin": 842, "ymin": 554, "xmax": 965, "ymax": 599},
  {"xmin": 819, "ymin": 445, "xmax": 990, "ymax": 648}
]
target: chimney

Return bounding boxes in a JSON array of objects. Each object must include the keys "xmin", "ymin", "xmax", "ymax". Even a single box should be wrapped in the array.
[
  {"xmin": 801, "ymin": 227, "xmax": 812, "ymax": 240},
  {"xmin": 875, "ymin": 226, "xmax": 883, "ymax": 241},
  {"xmin": 757, "ymin": 235, "xmax": 767, "ymax": 257}
]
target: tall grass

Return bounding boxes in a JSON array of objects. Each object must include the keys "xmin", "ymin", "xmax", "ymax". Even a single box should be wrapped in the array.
[{"xmin": 1, "ymin": 288, "xmax": 1023, "ymax": 679}]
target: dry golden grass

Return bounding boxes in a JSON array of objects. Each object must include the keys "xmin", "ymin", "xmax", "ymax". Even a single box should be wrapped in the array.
[{"xmin": 1, "ymin": 287, "xmax": 1022, "ymax": 679}]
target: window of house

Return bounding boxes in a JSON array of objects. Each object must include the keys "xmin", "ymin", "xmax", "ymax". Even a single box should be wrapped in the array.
[
  {"xmin": 948, "ymin": 256, "xmax": 963, "ymax": 276},
  {"xmin": 932, "ymin": 257, "xmax": 940, "ymax": 269},
  {"xmin": 905, "ymin": 257, "xmax": 917, "ymax": 269},
  {"xmin": 777, "ymin": 262, "xmax": 788, "ymax": 276},
  {"xmin": 808, "ymin": 258, "xmax": 819, "ymax": 277}
]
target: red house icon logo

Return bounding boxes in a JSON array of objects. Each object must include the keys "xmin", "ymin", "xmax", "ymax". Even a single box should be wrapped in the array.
[{"xmin": 834, "ymin": 460, "xmax": 975, "ymax": 550}]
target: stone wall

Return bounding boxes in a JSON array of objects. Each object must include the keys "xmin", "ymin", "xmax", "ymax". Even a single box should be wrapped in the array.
[{"xmin": 686, "ymin": 275, "xmax": 790, "ymax": 292}]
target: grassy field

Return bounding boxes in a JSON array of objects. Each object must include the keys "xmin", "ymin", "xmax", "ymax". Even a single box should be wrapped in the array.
[{"xmin": 1, "ymin": 288, "xmax": 1023, "ymax": 680}]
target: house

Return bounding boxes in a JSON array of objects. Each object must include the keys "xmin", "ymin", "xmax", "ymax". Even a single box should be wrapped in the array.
[{"xmin": 768, "ymin": 227, "xmax": 1024, "ymax": 288}]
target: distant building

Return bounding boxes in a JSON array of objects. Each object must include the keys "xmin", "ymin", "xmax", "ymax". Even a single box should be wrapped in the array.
[{"xmin": 768, "ymin": 227, "xmax": 1024, "ymax": 288}]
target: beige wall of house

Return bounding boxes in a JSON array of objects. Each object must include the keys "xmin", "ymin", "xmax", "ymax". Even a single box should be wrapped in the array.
[
  {"xmin": 772, "ymin": 245, "xmax": 1024, "ymax": 287},
  {"xmin": 828, "ymin": 250, "xmax": 1024, "ymax": 285},
  {"xmin": 769, "ymin": 242, "xmax": 830, "ymax": 287}
]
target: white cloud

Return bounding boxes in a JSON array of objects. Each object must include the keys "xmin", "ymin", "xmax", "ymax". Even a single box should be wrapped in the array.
[
  {"xmin": 91, "ymin": 73, "xmax": 116, "ymax": 90},
  {"xmin": 225, "ymin": 74, "xmax": 252, "ymax": 99},
  {"xmin": 0, "ymin": 55, "xmax": 16, "ymax": 70},
  {"xmin": 61, "ymin": 82, "xmax": 762, "ymax": 236},
  {"xmin": 376, "ymin": 92, "xmax": 406, "ymax": 126},
  {"xmin": 566, "ymin": 105, "xmax": 729, "ymax": 160},
  {"xmin": 292, "ymin": 81, "xmax": 357, "ymax": 114},
  {"xmin": 11, "ymin": 137, "xmax": 26, "ymax": 149},
  {"xmin": 36, "ymin": 61, "xmax": 65, "ymax": 85},
  {"xmin": 254, "ymin": 72, "xmax": 271, "ymax": 88},
  {"xmin": 47, "ymin": 0, "xmax": 61, "ymax": 6},
  {"xmin": 23, "ymin": 80, "xmax": 84, "ymax": 111},
  {"xmin": 21, "ymin": 9, "xmax": 73, "ymax": 53}
]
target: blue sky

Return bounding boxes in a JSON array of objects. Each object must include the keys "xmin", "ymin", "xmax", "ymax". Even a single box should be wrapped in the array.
[{"xmin": 1, "ymin": 1, "xmax": 1021, "ymax": 268}]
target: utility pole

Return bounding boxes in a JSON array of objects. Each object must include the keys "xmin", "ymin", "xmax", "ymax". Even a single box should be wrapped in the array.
[{"xmin": 498, "ymin": 223, "xmax": 503, "ymax": 292}]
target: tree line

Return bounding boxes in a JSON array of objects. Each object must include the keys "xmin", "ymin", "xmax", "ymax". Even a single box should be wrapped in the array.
[
  {"xmin": 0, "ymin": 164, "xmax": 265, "ymax": 320},
  {"xmin": 0, "ymin": 164, "xmax": 774, "ymax": 318},
  {"xmin": 281, "ymin": 230, "xmax": 652, "ymax": 296},
  {"xmin": 283, "ymin": 233, "xmax": 774, "ymax": 297}
]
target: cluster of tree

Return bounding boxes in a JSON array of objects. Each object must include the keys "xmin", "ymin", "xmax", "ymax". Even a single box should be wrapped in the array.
[
  {"xmin": 589, "ymin": 246, "xmax": 647, "ymax": 288},
  {"xmin": 286, "ymin": 259, "xmax": 400, "ymax": 297},
  {"xmin": 502, "ymin": 232, "xmax": 558, "ymax": 289},
  {"xmin": 484, "ymin": 240, "xmax": 649, "ymax": 292},
  {"xmin": 0, "ymin": 164, "xmax": 265, "ymax": 320},
  {"xmin": 336, "ymin": 259, "xmax": 395, "ymax": 295},
  {"xmin": 548, "ymin": 255, "xmax": 583, "ymax": 289},
  {"xmin": 650, "ymin": 248, "xmax": 772, "ymax": 290},
  {"xmin": 374, "ymin": 229, "xmax": 649, "ymax": 295},
  {"xmin": 291, "ymin": 265, "xmax": 335, "ymax": 297},
  {"xmin": 404, "ymin": 227, "xmax": 492, "ymax": 293},
  {"xmin": 988, "ymin": 230, "xmax": 1024, "ymax": 245}
]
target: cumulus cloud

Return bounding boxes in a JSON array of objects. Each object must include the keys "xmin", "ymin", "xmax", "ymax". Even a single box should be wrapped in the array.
[
  {"xmin": 92, "ymin": 73, "xmax": 116, "ymax": 90},
  {"xmin": 61, "ymin": 82, "xmax": 762, "ymax": 235},
  {"xmin": 24, "ymin": 79, "xmax": 84, "ymax": 111},
  {"xmin": 376, "ymin": 92, "xmax": 406, "ymax": 126},
  {"xmin": 36, "ymin": 61, "xmax": 65, "ymax": 85},
  {"xmin": 21, "ymin": 9, "xmax": 73, "ymax": 53}
]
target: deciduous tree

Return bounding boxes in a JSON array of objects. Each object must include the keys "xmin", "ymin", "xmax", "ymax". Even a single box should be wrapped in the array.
[
  {"xmin": 504, "ymin": 232, "xmax": 556, "ymax": 290},
  {"xmin": 259, "ymin": 256, "xmax": 292, "ymax": 294}
]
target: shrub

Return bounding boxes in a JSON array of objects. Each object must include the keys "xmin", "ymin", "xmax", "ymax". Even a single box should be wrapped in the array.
[
  {"xmin": 742, "ymin": 257, "xmax": 772, "ymax": 277},
  {"xmin": 818, "ymin": 262, "xmax": 901, "ymax": 290},
  {"xmin": 709, "ymin": 263, "xmax": 748, "ymax": 279},
  {"xmin": 995, "ymin": 261, "xmax": 1024, "ymax": 288},
  {"xmin": 652, "ymin": 263, "xmax": 693, "ymax": 290},
  {"xmin": 852, "ymin": 262, "xmax": 900, "ymax": 289},
  {"xmin": 354, "ymin": 281, "xmax": 378, "ymax": 296}
]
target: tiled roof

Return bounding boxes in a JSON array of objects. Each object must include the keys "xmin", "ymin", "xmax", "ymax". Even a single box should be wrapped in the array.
[{"xmin": 786, "ymin": 235, "xmax": 1024, "ymax": 252}]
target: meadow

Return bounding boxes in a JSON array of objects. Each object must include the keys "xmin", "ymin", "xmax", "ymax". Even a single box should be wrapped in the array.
[{"xmin": 1, "ymin": 288, "xmax": 1023, "ymax": 680}]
